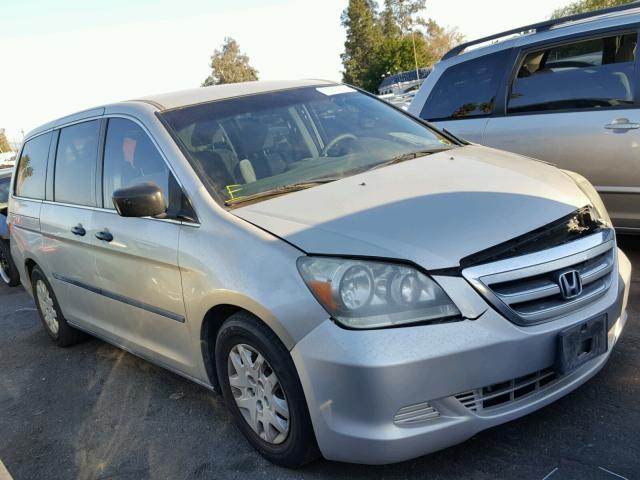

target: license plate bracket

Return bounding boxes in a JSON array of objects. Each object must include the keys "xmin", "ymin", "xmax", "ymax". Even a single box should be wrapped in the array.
[{"xmin": 556, "ymin": 314, "xmax": 608, "ymax": 375}]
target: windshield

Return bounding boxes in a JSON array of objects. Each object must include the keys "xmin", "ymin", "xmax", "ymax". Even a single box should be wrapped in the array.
[
  {"xmin": 161, "ymin": 85, "xmax": 455, "ymax": 206},
  {"xmin": 0, "ymin": 175, "xmax": 10, "ymax": 209}
]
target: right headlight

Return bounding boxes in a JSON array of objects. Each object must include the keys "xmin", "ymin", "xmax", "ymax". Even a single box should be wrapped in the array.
[{"xmin": 297, "ymin": 256, "xmax": 461, "ymax": 329}]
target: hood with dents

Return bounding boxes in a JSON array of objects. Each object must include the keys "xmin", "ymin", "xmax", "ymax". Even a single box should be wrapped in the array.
[{"xmin": 232, "ymin": 145, "xmax": 590, "ymax": 270}]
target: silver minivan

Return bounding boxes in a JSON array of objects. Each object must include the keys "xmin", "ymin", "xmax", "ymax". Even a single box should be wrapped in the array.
[
  {"xmin": 8, "ymin": 80, "xmax": 631, "ymax": 466},
  {"xmin": 409, "ymin": 4, "xmax": 640, "ymax": 233}
]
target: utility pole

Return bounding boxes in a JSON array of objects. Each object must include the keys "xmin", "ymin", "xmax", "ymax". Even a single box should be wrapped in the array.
[{"xmin": 411, "ymin": 29, "xmax": 419, "ymax": 81}]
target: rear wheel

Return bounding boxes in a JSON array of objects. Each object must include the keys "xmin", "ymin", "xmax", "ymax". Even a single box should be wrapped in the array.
[
  {"xmin": 215, "ymin": 312, "xmax": 318, "ymax": 467},
  {"xmin": 31, "ymin": 266, "xmax": 85, "ymax": 347},
  {"xmin": 0, "ymin": 241, "xmax": 19, "ymax": 286}
]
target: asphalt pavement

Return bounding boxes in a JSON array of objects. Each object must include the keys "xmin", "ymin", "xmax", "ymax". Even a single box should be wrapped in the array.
[{"xmin": 1, "ymin": 237, "xmax": 639, "ymax": 480}]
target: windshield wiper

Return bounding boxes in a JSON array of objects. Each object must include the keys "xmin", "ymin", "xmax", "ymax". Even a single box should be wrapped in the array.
[
  {"xmin": 225, "ymin": 177, "xmax": 340, "ymax": 207},
  {"xmin": 368, "ymin": 146, "xmax": 453, "ymax": 171}
]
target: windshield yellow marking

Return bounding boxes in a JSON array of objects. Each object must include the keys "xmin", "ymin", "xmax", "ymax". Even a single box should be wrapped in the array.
[{"xmin": 226, "ymin": 184, "xmax": 243, "ymax": 199}]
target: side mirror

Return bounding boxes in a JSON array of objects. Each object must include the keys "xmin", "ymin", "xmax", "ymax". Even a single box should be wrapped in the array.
[{"xmin": 112, "ymin": 182, "xmax": 166, "ymax": 218}]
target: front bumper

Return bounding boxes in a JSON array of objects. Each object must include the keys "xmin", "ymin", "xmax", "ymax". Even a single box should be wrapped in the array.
[{"xmin": 291, "ymin": 248, "xmax": 631, "ymax": 464}]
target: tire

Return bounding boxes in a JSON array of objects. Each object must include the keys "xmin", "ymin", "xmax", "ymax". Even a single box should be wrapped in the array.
[
  {"xmin": 31, "ymin": 266, "xmax": 85, "ymax": 347},
  {"xmin": 215, "ymin": 312, "xmax": 319, "ymax": 468},
  {"xmin": 0, "ymin": 240, "xmax": 20, "ymax": 287}
]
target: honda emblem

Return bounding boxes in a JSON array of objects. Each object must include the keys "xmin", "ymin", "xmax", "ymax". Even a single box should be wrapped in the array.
[{"xmin": 558, "ymin": 270, "xmax": 583, "ymax": 299}]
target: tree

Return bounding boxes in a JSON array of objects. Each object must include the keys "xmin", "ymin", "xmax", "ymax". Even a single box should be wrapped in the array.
[
  {"xmin": 340, "ymin": 0, "xmax": 463, "ymax": 92},
  {"xmin": 551, "ymin": 0, "xmax": 633, "ymax": 18},
  {"xmin": 0, "ymin": 129, "xmax": 11, "ymax": 154},
  {"xmin": 341, "ymin": 0, "xmax": 383, "ymax": 90},
  {"xmin": 380, "ymin": 0, "xmax": 401, "ymax": 38},
  {"xmin": 201, "ymin": 37, "xmax": 258, "ymax": 87},
  {"xmin": 423, "ymin": 19, "xmax": 464, "ymax": 61}
]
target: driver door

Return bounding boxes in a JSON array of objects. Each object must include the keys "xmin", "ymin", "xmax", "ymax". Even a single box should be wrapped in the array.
[{"xmin": 92, "ymin": 117, "xmax": 194, "ymax": 372}]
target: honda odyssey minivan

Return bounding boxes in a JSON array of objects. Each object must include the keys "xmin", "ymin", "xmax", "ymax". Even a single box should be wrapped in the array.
[{"xmin": 8, "ymin": 80, "xmax": 631, "ymax": 466}]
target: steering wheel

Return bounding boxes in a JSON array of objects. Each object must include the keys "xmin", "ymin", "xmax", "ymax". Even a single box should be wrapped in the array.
[{"xmin": 320, "ymin": 133, "xmax": 358, "ymax": 157}]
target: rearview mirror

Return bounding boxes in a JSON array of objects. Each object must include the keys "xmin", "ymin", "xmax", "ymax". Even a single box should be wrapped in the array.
[{"xmin": 112, "ymin": 182, "xmax": 166, "ymax": 218}]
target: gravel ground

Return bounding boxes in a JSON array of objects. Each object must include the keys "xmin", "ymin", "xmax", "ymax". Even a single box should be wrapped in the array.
[{"xmin": 1, "ymin": 236, "xmax": 639, "ymax": 480}]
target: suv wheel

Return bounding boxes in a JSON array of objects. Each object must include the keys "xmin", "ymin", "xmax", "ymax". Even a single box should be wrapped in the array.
[
  {"xmin": 215, "ymin": 312, "xmax": 318, "ymax": 467},
  {"xmin": 0, "ymin": 241, "xmax": 20, "ymax": 286},
  {"xmin": 31, "ymin": 266, "xmax": 85, "ymax": 347}
]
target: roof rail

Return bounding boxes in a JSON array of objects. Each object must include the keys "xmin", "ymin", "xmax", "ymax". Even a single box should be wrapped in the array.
[{"xmin": 442, "ymin": 1, "xmax": 640, "ymax": 60}]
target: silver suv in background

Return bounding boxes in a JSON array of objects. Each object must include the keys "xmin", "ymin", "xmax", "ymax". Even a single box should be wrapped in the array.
[
  {"xmin": 8, "ymin": 81, "xmax": 631, "ymax": 466},
  {"xmin": 410, "ymin": 3, "xmax": 640, "ymax": 233}
]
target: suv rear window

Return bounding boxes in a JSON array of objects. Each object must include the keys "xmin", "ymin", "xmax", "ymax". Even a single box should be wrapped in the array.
[
  {"xmin": 54, "ymin": 120, "xmax": 100, "ymax": 206},
  {"xmin": 14, "ymin": 132, "xmax": 52, "ymax": 200},
  {"xmin": 420, "ymin": 49, "xmax": 511, "ymax": 121},
  {"xmin": 509, "ymin": 33, "xmax": 637, "ymax": 113}
]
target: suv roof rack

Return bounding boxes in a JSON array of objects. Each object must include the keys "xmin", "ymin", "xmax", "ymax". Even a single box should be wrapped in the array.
[{"xmin": 442, "ymin": 1, "xmax": 640, "ymax": 60}]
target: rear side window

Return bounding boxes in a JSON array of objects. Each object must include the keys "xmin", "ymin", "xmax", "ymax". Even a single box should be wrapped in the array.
[
  {"xmin": 14, "ymin": 132, "xmax": 51, "ymax": 200},
  {"xmin": 509, "ymin": 33, "xmax": 637, "ymax": 113},
  {"xmin": 54, "ymin": 120, "xmax": 100, "ymax": 206},
  {"xmin": 420, "ymin": 49, "xmax": 511, "ymax": 120},
  {"xmin": 102, "ymin": 118, "xmax": 183, "ymax": 216}
]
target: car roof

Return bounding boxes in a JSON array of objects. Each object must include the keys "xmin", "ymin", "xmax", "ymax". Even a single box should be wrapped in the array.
[
  {"xmin": 439, "ymin": 6, "xmax": 640, "ymax": 66},
  {"xmin": 136, "ymin": 79, "xmax": 336, "ymax": 111},
  {"xmin": 24, "ymin": 79, "xmax": 338, "ymax": 140}
]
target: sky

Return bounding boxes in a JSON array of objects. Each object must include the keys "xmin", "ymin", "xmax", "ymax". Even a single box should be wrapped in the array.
[{"xmin": 1, "ymin": 0, "xmax": 569, "ymax": 143}]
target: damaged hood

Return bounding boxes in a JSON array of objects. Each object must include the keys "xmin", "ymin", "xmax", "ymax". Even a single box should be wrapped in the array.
[{"xmin": 232, "ymin": 145, "xmax": 591, "ymax": 270}]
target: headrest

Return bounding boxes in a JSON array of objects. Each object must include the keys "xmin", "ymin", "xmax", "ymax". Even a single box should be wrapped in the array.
[{"xmin": 191, "ymin": 121, "xmax": 218, "ymax": 148}]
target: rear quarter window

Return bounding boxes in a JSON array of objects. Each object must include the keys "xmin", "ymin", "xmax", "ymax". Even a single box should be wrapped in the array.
[
  {"xmin": 14, "ymin": 132, "xmax": 52, "ymax": 200},
  {"xmin": 420, "ymin": 49, "xmax": 511, "ymax": 121}
]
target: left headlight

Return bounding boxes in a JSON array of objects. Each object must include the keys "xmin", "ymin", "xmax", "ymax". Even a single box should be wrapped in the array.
[{"xmin": 297, "ymin": 257, "xmax": 461, "ymax": 329}]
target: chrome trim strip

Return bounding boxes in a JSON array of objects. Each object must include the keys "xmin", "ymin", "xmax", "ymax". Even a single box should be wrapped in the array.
[
  {"xmin": 495, "ymin": 281, "xmax": 559, "ymax": 304},
  {"xmin": 595, "ymin": 186, "xmax": 640, "ymax": 194},
  {"xmin": 516, "ymin": 281, "xmax": 609, "ymax": 322},
  {"xmin": 465, "ymin": 237, "xmax": 614, "ymax": 284},
  {"xmin": 52, "ymin": 273, "xmax": 185, "ymax": 323}
]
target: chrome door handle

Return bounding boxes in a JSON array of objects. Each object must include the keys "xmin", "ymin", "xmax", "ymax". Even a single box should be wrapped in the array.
[
  {"xmin": 605, "ymin": 118, "xmax": 640, "ymax": 130},
  {"xmin": 95, "ymin": 230, "xmax": 113, "ymax": 242},
  {"xmin": 71, "ymin": 224, "xmax": 86, "ymax": 236}
]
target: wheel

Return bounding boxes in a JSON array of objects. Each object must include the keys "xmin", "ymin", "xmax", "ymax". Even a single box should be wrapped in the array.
[
  {"xmin": 215, "ymin": 312, "xmax": 319, "ymax": 467},
  {"xmin": 0, "ymin": 240, "xmax": 20, "ymax": 286},
  {"xmin": 31, "ymin": 266, "xmax": 85, "ymax": 347}
]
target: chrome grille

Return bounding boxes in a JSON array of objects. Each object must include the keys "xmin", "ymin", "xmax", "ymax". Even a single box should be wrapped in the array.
[
  {"xmin": 455, "ymin": 367, "xmax": 559, "ymax": 413},
  {"xmin": 394, "ymin": 401, "xmax": 440, "ymax": 425},
  {"xmin": 463, "ymin": 231, "xmax": 616, "ymax": 325}
]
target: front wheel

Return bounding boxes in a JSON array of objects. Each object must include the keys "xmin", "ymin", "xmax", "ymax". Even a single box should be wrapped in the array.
[
  {"xmin": 215, "ymin": 312, "xmax": 318, "ymax": 467},
  {"xmin": 0, "ymin": 240, "xmax": 20, "ymax": 286}
]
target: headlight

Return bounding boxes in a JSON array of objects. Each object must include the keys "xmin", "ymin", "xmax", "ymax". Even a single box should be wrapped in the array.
[
  {"xmin": 297, "ymin": 257, "xmax": 461, "ymax": 329},
  {"xmin": 562, "ymin": 170, "xmax": 611, "ymax": 226}
]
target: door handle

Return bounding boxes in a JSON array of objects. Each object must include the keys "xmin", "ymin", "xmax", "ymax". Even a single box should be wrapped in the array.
[
  {"xmin": 604, "ymin": 118, "xmax": 640, "ymax": 130},
  {"xmin": 95, "ymin": 230, "xmax": 113, "ymax": 242},
  {"xmin": 71, "ymin": 224, "xmax": 86, "ymax": 236}
]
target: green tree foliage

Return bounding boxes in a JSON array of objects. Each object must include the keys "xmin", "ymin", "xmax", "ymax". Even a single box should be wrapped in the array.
[
  {"xmin": 0, "ymin": 129, "xmax": 11, "ymax": 153},
  {"xmin": 340, "ymin": 0, "xmax": 463, "ymax": 92},
  {"xmin": 341, "ymin": 0, "xmax": 383, "ymax": 90},
  {"xmin": 201, "ymin": 37, "xmax": 259, "ymax": 87},
  {"xmin": 552, "ymin": 0, "xmax": 633, "ymax": 18}
]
